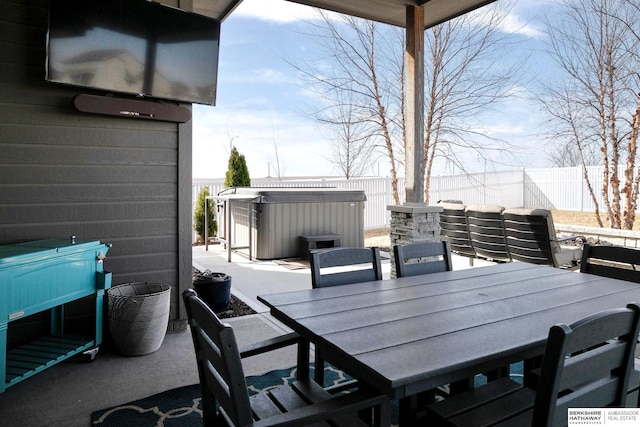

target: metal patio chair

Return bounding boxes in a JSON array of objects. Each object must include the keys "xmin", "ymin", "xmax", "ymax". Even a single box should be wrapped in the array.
[
  {"xmin": 503, "ymin": 208, "xmax": 584, "ymax": 269},
  {"xmin": 465, "ymin": 204, "xmax": 511, "ymax": 263},
  {"xmin": 438, "ymin": 201, "xmax": 477, "ymax": 261}
]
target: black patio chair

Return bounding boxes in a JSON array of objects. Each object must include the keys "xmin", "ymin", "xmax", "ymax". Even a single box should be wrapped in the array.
[
  {"xmin": 393, "ymin": 240, "xmax": 453, "ymax": 278},
  {"xmin": 183, "ymin": 289, "xmax": 390, "ymax": 427},
  {"xmin": 465, "ymin": 204, "xmax": 511, "ymax": 262},
  {"xmin": 502, "ymin": 208, "xmax": 584, "ymax": 269},
  {"xmin": 310, "ymin": 246, "xmax": 382, "ymax": 288},
  {"xmin": 580, "ymin": 243, "xmax": 640, "ymax": 405},
  {"xmin": 438, "ymin": 201, "xmax": 477, "ymax": 260},
  {"xmin": 580, "ymin": 243, "xmax": 640, "ymax": 282},
  {"xmin": 309, "ymin": 246, "xmax": 382, "ymax": 386},
  {"xmin": 426, "ymin": 302, "xmax": 640, "ymax": 426}
]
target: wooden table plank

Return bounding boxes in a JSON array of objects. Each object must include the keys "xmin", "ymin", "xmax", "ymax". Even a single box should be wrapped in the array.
[
  {"xmin": 340, "ymin": 289, "xmax": 640, "ymax": 397},
  {"xmin": 258, "ymin": 262, "xmax": 544, "ymax": 309},
  {"xmin": 277, "ymin": 271, "xmax": 616, "ymax": 336},
  {"xmin": 321, "ymin": 279, "xmax": 638, "ymax": 353},
  {"xmin": 258, "ymin": 263, "xmax": 640, "ymax": 404}
]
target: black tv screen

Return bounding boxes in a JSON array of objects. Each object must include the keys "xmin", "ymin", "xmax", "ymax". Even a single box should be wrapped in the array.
[{"xmin": 46, "ymin": 0, "xmax": 220, "ymax": 105}]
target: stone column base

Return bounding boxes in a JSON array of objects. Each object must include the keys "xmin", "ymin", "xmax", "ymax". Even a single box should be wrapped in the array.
[{"xmin": 387, "ymin": 204, "xmax": 443, "ymax": 278}]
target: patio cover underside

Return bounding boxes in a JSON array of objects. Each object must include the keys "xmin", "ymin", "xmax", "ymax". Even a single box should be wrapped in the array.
[{"xmin": 193, "ymin": 0, "xmax": 497, "ymax": 28}]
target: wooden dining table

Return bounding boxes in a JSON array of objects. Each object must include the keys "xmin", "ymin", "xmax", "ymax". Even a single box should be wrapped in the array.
[{"xmin": 258, "ymin": 262, "xmax": 640, "ymax": 426}]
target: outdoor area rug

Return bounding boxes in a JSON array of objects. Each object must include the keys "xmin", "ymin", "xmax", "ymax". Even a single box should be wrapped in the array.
[
  {"xmin": 273, "ymin": 258, "xmax": 310, "ymax": 270},
  {"xmin": 91, "ymin": 363, "xmax": 522, "ymax": 426},
  {"xmin": 91, "ymin": 364, "xmax": 360, "ymax": 427}
]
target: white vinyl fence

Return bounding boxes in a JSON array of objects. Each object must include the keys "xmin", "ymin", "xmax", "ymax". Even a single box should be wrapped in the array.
[{"xmin": 192, "ymin": 165, "xmax": 631, "ymax": 239}]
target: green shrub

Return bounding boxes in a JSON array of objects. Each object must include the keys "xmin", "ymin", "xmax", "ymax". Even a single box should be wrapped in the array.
[
  {"xmin": 194, "ymin": 187, "xmax": 217, "ymax": 241},
  {"xmin": 224, "ymin": 146, "xmax": 251, "ymax": 188}
]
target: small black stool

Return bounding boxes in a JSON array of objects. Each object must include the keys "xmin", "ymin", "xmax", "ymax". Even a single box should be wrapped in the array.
[{"xmin": 299, "ymin": 234, "xmax": 341, "ymax": 260}]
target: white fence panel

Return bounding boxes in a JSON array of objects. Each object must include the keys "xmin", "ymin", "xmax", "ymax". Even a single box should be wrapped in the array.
[
  {"xmin": 524, "ymin": 167, "xmax": 583, "ymax": 210},
  {"xmin": 429, "ymin": 170, "xmax": 524, "ymax": 207},
  {"xmin": 192, "ymin": 165, "xmax": 637, "ymax": 241}
]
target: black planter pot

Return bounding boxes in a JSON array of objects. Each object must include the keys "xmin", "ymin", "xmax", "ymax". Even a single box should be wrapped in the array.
[{"xmin": 193, "ymin": 270, "xmax": 231, "ymax": 312}]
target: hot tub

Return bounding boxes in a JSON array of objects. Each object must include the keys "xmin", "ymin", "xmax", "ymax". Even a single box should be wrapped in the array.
[{"xmin": 212, "ymin": 187, "xmax": 366, "ymax": 260}]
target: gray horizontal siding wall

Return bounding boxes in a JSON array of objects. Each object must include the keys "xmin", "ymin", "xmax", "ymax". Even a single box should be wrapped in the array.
[{"xmin": 0, "ymin": 0, "xmax": 192, "ymax": 329}]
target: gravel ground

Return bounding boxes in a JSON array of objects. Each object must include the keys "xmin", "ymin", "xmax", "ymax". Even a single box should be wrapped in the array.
[{"xmin": 192, "ymin": 268, "xmax": 256, "ymax": 318}]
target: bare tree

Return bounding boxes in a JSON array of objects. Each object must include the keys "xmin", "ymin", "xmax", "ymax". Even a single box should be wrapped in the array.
[
  {"xmin": 542, "ymin": 84, "xmax": 600, "ymax": 168},
  {"xmin": 421, "ymin": 2, "xmax": 527, "ymax": 202},
  {"xmin": 319, "ymin": 88, "xmax": 377, "ymax": 178},
  {"xmin": 291, "ymin": 12, "xmax": 403, "ymax": 201},
  {"xmin": 292, "ymin": 3, "xmax": 526, "ymax": 203},
  {"xmin": 270, "ymin": 127, "xmax": 287, "ymax": 179},
  {"xmin": 540, "ymin": 0, "xmax": 640, "ymax": 229}
]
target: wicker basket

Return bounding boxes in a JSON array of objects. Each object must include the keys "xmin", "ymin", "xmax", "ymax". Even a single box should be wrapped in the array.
[{"xmin": 107, "ymin": 282, "xmax": 171, "ymax": 356}]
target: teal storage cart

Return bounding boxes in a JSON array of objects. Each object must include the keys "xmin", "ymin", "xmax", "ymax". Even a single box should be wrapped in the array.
[{"xmin": 0, "ymin": 237, "xmax": 111, "ymax": 393}]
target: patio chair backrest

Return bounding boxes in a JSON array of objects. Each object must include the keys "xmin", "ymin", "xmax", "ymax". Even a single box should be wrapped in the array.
[
  {"xmin": 427, "ymin": 303, "xmax": 640, "ymax": 427},
  {"xmin": 310, "ymin": 247, "xmax": 382, "ymax": 288},
  {"xmin": 393, "ymin": 241, "xmax": 453, "ymax": 278},
  {"xmin": 465, "ymin": 204, "xmax": 510, "ymax": 262},
  {"xmin": 438, "ymin": 202, "xmax": 476, "ymax": 258},
  {"xmin": 502, "ymin": 208, "xmax": 557, "ymax": 266},
  {"xmin": 580, "ymin": 243, "xmax": 640, "ymax": 283},
  {"xmin": 183, "ymin": 289, "xmax": 252, "ymax": 427},
  {"xmin": 533, "ymin": 303, "xmax": 640, "ymax": 426}
]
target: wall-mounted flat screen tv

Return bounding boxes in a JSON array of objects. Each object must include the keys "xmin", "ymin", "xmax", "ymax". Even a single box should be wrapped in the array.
[{"xmin": 46, "ymin": 0, "xmax": 220, "ymax": 105}]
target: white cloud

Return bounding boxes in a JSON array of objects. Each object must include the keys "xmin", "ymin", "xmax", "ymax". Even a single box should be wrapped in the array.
[
  {"xmin": 234, "ymin": 0, "xmax": 320, "ymax": 23},
  {"xmin": 465, "ymin": 1, "xmax": 546, "ymax": 39},
  {"xmin": 499, "ymin": 13, "xmax": 544, "ymax": 38},
  {"xmin": 250, "ymin": 67, "xmax": 290, "ymax": 84},
  {"xmin": 192, "ymin": 0, "xmax": 557, "ymax": 179}
]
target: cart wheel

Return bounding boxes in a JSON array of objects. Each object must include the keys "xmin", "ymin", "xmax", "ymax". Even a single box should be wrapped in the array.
[{"xmin": 83, "ymin": 347, "xmax": 99, "ymax": 362}]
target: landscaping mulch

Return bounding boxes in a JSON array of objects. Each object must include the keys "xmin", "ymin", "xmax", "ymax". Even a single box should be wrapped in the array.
[{"xmin": 192, "ymin": 268, "xmax": 256, "ymax": 318}]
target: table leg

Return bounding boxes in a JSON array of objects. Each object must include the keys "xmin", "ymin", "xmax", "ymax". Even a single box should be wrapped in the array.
[
  {"xmin": 398, "ymin": 390, "xmax": 438, "ymax": 426},
  {"xmin": 296, "ymin": 337, "xmax": 310, "ymax": 380},
  {"xmin": 399, "ymin": 395, "xmax": 421, "ymax": 426}
]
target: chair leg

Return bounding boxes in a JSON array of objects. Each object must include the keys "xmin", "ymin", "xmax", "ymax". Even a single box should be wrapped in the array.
[
  {"xmin": 449, "ymin": 376, "xmax": 474, "ymax": 395},
  {"xmin": 523, "ymin": 355, "xmax": 543, "ymax": 389},
  {"xmin": 356, "ymin": 397, "xmax": 391, "ymax": 427},
  {"xmin": 484, "ymin": 365, "xmax": 510, "ymax": 382},
  {"xmin": 375, "ymin": 398, "xmax": 391, "ymax": 427},
  {"xmin": 399, "ymin": 395, "xmax": 418, "ymax": 426},
  {"xmin": 315, "ymin": 353, "xmax": 326, "ymax": 386},
  {"xmin": 297, "ymin": 338, "xmax": 311, "ymax": 380}
]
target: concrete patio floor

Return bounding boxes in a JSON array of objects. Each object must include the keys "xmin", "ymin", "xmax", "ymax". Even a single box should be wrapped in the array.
[
  {"xmin": 0, "ymin": 243, "xmax": 492, "ymax": 426},
  {"xmin": 192, "ymin": 241, "xmax": 491, "ymax": 313}
]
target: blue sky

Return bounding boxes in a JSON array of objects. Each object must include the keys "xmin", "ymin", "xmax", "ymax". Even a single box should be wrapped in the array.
[{"xmin": 192, "ymin": 0, "xmax": 554, "ymax": 179}]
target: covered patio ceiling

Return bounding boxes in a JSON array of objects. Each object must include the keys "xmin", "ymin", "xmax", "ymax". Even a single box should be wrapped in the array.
[{"xmin": 193, "ymin": 0, "xmax": 497, "ymax": 29}]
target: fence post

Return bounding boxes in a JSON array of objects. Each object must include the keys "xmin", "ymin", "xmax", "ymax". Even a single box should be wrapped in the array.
[
  {"xmin": 522, "ymin": 168, "xmax": 526, "ymax": 208},
  {"xmin": 483, "ymin": 170, "xmax": 487, "ymax": 205},
  {"xmin": 580, "ymin": 166, "xmax": 584, "ymax": 212}
]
